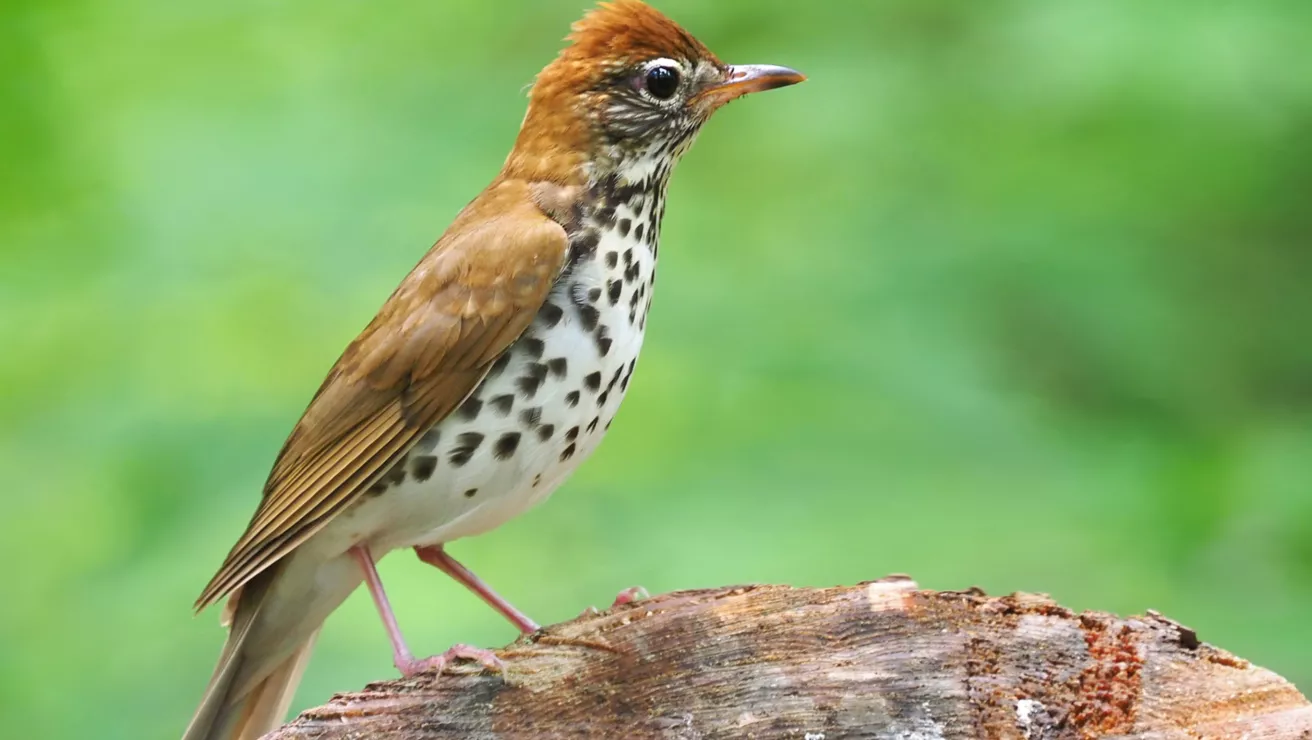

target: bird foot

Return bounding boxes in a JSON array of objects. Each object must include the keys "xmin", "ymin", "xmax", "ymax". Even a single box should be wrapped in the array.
[
  {"xmin": 611, "ymin": 585, "xmax": 648, "ymax": 607},
  {"xmin": 578, "ymin": 586, "xmax": 649, "ymax": 617},
  {"xmin": 396, "ymin": 643, "xmax": 505, "ymax": 678}
]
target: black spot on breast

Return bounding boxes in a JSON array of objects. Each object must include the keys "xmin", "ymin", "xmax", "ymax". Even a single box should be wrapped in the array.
[
  {"xmin": 458, "ymin": 396, "xmax": 483, "ymax": 420},
  {"xmin": 607, "ymin": 280, "xmax": 622, "ymax": 306},
  {"xmin": 464, "ymin": 488, "xmax": 478, "ymax": 498},
  {"xmin": 605, "ymin": 251, "xmax": 618, "ymax": 268},
  {"xmin": 618, "ymin": 218, "xmax": 632, "ymax": 238},
  {"xmin": 565, "ymin": 390, "xmax": 580, "ymax": 407},
  {"xmin": 624, "ymin": 263, "xmax": 641, "ymax": 284},
  {"xmin": 533, "ymin": 473, "xmax": 542, "ymax": 487},
  {"xmin": 488, "ymin": 353, "xmax": 511, "ymax": 378},
  {"xmin": 583, "ymin": 371, "xmax": 602, "ymax": 391},
  {"xmin": 412, "ymin": 455, "xmax": 438, "ymax": 482},
  {"xmin": 449, "ymin": 432, "xmax": 484, "ymax": 467},
  {"xmin": 565, "ymin": 426, "xmax": 579, "ymax": 442},
  {"xmin": 494, "ymin": 432, "xmax": 521, "ymax": 460},
  {"xmin": 517, "ymin": 363, "xmax": 548, "ymax": 398},
  {"xmin": 608, "ymin": 367, "xmax": 623, "ymax": 391},
  {"xmin": 595, "ymin": 326, "xmax": 612, "ymax": 357},
  {"xmin": 538, "ymin": 302, "xmax": 564, "ymax": 328},
  {"xmin": 597, "ymin": 390, "xmax": 609, "ymax": 406},
  {"xmin": 529, "ymin": 362, "xmax": 549, "ymax": 382},
  {"xmin": 568, "ymin": 230, "xmax": 600, "ymax": 268},
  {"xmin": 365, "ymin": 480, "xmax": 388, "ymax": 497},
  {"xmin": 489, "ymin": 394, "xmax": 514, "ymax": 416},
  {"xmin": 623, "ymin": 248, "xmax": 633, "ymax": 266},
  {"xmin": 595, "ymin": 205, "xmax": 617, "ymax": 230},
  {"xmin": 516, "ymin": 375, "xmax": 540, "ymax": 399},
  {"xmin": 634, "ymin": 223, "xmax": 645, "ymax": 242},
  {"xmin": 559, "ymin": 442, "xmax": 576, "ymax": 461},
  {"xmin": 587, "ymin": 287, "xmax": 602, "ymax": 303},
  {"xmin": 520, "ymin": 406, "xmax": 542, "ymax": 427},
  {"xmin": 383, "ymin": 457, "xmax": 407, "ymax": 486},
  {"xmin": 587, "ymin": 416, "xmax": 600, "ymax": 433},
  {"xmin": 522, "ymin": 337, "xmax": 545, "ymax": 358},
  {"xmin": 612, "ymin": 179, "xmax": 643, "ymax": 204},
  {"xmin": 547, "ymin": 357, "xmax": 568, "ymax": 377},
  {"xmin": 576, "ymin": 304, "xmax": 600, "ymax": 331},
  {"xmin": 537, "ymin": 424, "xmax": 555, "ymax": 441}
]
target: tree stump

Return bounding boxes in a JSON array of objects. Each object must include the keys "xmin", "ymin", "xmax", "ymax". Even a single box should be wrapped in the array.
[{"xmin": 267, "ymin": 577, "xmax": 1310, "ymax": 739}]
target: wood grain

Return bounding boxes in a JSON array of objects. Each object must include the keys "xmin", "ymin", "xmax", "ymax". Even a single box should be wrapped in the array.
[{"xmin": 266, "ymin": 578, "xmax": 1310, "ymax": 739}]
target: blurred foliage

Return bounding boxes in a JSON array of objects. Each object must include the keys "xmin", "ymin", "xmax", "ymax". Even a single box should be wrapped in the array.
[{"xmin": 2, "ymin": 1, "xmax": 1310, "ymax": 737}]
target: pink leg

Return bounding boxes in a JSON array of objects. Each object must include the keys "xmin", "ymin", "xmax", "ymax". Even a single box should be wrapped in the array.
[
  {"xmin": 414, "ymin": 545, "xmax": 541, "ymax": 634},
  {"xmin": 351, "ymin": 545, "xmax": 503, "ymax": 676}
]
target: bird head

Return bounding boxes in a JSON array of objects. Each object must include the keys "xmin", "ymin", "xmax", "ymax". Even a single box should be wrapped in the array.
[{"xmin": 505, "ymin": 0, "xmax": 804, "ymax": 184}]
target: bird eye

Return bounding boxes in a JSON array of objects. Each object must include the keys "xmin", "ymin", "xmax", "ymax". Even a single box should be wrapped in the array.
[{"xmin": 644, "ymin": 65, "xmax": 680, "ymax": 101}]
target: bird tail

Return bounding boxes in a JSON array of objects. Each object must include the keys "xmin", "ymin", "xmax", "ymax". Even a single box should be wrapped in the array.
[{"xmin": 182, "ymin": 568, "xmax": 320, "ymax": 740}]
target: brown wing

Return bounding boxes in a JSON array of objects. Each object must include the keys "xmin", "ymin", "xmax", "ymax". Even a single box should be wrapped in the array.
[{"xmin": 195, "ymin": 182, "xmax": 568, "ymax": 611}]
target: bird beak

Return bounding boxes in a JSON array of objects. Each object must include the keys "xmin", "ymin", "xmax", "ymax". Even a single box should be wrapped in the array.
[{"xmin": 695, "ymin": 64, "xmax": 806, "ymax": 108}]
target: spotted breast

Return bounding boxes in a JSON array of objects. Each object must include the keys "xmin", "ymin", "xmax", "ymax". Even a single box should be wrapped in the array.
[{"xmin": 334, "ymin": 163, "xmax": 667, "ymax": 553}]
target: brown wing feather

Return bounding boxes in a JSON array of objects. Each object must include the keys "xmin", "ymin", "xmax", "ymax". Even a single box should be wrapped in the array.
[{"xmin": 195, "ymin": 181, "xmax": 569, "ymax": 611}]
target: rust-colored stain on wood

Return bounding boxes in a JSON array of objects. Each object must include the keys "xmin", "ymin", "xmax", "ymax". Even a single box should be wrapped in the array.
[
  {"xmin": 1070, "ymin": 615, "xmax": 1141, "ymax": 737},
  {"xmin": 269, "ymin": 581, "xmax": 1310, "ymax": 739}
]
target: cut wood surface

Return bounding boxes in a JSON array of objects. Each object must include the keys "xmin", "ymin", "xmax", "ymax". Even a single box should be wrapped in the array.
[{"xmin": 267, "ymin": 577, "xmax": 1310, "ymax": 739}]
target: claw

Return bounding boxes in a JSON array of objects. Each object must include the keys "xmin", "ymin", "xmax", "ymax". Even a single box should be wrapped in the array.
[
  {"xmin": 611, "ymin": 586, "xmax": 648, "ymax": 607},
  {"xmin": 397, "ymin": 643, "xmax": 505, "ymax": 678},
  {"xmin": 578, "ymin": 586, "xmax": 649, "ymax": 618}
]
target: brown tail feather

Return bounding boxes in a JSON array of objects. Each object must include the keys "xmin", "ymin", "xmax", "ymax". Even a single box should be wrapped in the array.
[{"xmin": 183, "ymin": 569, "xmax": 319, "ymax": 740}]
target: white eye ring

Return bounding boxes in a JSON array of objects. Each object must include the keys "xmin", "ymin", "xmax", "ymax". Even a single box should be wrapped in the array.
[
  {"xmin": 639, "ymin": 58, "xmax": 684, "ymax": 103},
  {"xmin": 644, "ymin": 57, "xmax": 682, "ymax": 72}
]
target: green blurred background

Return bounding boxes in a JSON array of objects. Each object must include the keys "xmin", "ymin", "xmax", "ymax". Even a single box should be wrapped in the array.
[{"xmin": 3, "ymin": 0, "xmax": 1310, "ymax": 737}]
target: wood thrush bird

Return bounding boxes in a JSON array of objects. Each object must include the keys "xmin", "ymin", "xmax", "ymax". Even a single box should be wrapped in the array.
[{"xmin": 183, "ymin": 2, "xmax": 803, "ymax": 738}]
